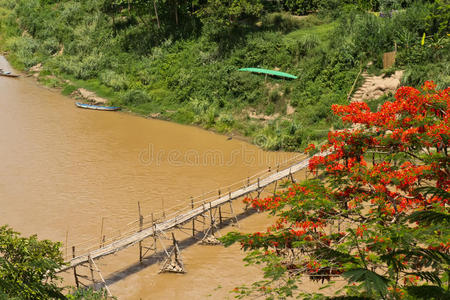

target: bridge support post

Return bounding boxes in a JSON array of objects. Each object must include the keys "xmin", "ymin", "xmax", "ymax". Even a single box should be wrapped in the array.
[
  {"xmin": 99, "ymin": 217, "xmax": 105, "ymax": 249},
  {"xmin": 218, "ymin": 190, "xmax": 223, "ymax": 225},
  {"xmin": 289, "ymin": 168, "xmax": 296, "ymax": 183},
  {"xmin": 152, "ymin": 213, "xmax": 157, "ymax": 254},
  {"xmin": 159, "ymin": 233, "xmax": 185, "ymax": 273},
  {"xmin": 273, "ymin": 180, "xmax": 278, "ymax": 196},
  {"xmin": 209, "ymin": 202, "xmax": 214, "ymax": 232},
  {"xmin": 88, "ymin": 255, "xmax": 112, "ymax": 297},
  {"xmin": 191, "ymin": 197, "xmax": 195, "ymax": 237},
  {"xmin": 72, "ymin": 246, "xmax": 79, "ymax": 288},
  {"xmin": 229, "ymin": 200, "xmax": 239, "ymax": 228},
  {"xmin": 138, "ymin": 202, "xmax": 144, "ymax": 263},
  {"xmin": 88, "ymin": 254, "xmax": 96, "ymax": 287},
  {"xmin": 200, "ymin": 203, "xmax": 221, "ymax": 246}
]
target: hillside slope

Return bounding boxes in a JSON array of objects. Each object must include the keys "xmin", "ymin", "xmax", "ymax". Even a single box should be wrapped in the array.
[{"xmin": 0, "ymin": 0, "xmax": 448, "ymax": 151}]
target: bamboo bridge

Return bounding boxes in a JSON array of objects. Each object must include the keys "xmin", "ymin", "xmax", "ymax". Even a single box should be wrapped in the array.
[{"xmin": 59, "ymin": 151, "xmax": 326, "ymax": 292}]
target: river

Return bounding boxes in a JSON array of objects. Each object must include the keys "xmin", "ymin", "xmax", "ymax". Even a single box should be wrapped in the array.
[{"xmin": 0, "ymin": 56, "xmax": 313, "ymax": 299}]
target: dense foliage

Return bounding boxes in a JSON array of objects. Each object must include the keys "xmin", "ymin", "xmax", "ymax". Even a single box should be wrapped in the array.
[
  {"xmin": 0, "ymin": 226, "xmax": 65, "ymax": 299},
  {"xmin": 0, "ymin": 0, "xmax": 448, "ymax": 152},
  {"xmin": 0, "ymin": 226, "xmax": 112, "ymax": 299},
  {"xmin": 222, "ymin": 82, "xmax": 450, "ymax": 299}
]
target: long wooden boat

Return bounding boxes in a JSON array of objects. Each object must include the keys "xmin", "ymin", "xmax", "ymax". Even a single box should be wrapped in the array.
[
  {"xmin": 75, "ymin": 102, "xmax": 120, "ymax": 111},
  {"xmin": 0, "ymin": 71, "xmax": 20, "ymax": 78},
  {"xmin": 239, "ymin": 67, "xmax": 297, "ymax": 79}
]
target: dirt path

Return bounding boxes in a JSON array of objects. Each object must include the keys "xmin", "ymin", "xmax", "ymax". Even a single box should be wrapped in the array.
[{"xmin": 351, "ymin": 70, "xmax": 403, "ymax": 103}]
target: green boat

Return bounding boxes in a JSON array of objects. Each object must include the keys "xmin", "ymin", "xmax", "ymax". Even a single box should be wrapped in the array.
[{"xmin": 239, "ymin": 67, "xmax": 297, "ymax": 79}]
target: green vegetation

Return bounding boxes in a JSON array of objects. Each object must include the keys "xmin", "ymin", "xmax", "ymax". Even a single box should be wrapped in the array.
[
  {"xmin": 0, "ymin": 225, "xmax": 65, "ymax": 299},
  {"xmin": 0, "ymin": 225, "xmax": 111, "ymax": 299},
  {"xmin": 0, "ymin": 0, "xmax": 448, "ymax": 151},
  {"xmin": 221, "ymin": 83, "xmax": 450, "ymax": 299}
]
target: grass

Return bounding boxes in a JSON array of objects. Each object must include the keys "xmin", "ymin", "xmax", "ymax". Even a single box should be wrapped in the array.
[{"xmin": 1, "ymin": 0, "xmax": 447, "ymax": 152}]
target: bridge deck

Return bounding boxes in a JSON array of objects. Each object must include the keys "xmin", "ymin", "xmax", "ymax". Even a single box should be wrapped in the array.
[{"xmin": 60, "ymin": 154, "xmax": 318, "ymax": 272}]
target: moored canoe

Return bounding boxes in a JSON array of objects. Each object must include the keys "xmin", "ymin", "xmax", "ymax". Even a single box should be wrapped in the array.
[
  {"xmin": 0, "ymin": 72, "xmax": 20, "ymax": 78},
  {"xmin": 75, "ymin": 102, "xmax": 120, "ymax": 111}
]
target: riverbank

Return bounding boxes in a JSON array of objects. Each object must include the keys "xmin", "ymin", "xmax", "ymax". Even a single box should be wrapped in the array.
[
  {"xmin": 0, "ymin": 54, "xmax": 303, "ymax": 298},
  {"xmin": 1, "ymin": 1, "xmax": 448, "ymax": 153}
]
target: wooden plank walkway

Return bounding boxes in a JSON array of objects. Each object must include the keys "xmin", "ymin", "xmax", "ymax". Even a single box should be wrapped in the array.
[{"xmin": 59, "ymin": 152, "xmax": 324, "ymax": 272}]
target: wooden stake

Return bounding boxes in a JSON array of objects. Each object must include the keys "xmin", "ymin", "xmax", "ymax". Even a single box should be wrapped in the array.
[
  {"xmin": 191, "ymin": 197, "xmax": 195, "ymax": 237},
  {"xmin": 89, "ymin": 256, "xmax": 112, "ymax": 297},
  {"xmin": 172, "ymin": 233, "xmax": 178, "ymax": 261},
  {"xmin": 162, "ymin": 198, "xmax": 165, "ymax": 219},
  {"xmin": 209, "ymin": 202, "xmax": 214, "ymax": 235},
  {"xmin": 257, "ymin": 177, "xmax": 260, "ymax": 188},
  {"xmin": 219, "ymin": 206, "xmax": 223, "ymax": 225},
  {"xmin": 99, "ymin": 217, "xmax": 105, "ymax": 249},
  {"xmin": 273, "ymin": 180, "xmax": 278, "ymax": 196},
  {"xmin": 72, "ymin": 246, "xmax": 79, "ymax": 288},
  {"xmin": 229, "ymin": 201, "xmax": 239, "ymax": 228},
  {"xmin": 65, "ymin": 230, "xmax": 68, "ymax": 259},
  {"xmin": 138, "ymin": 202, "xmax": 143, "ymax": 262},
  {"xmin": 289, "ymin": 168, "xmax": 296, "ymax": 183},
  {"xmin": 152, "ymin": 213, "xmax": 157, "ymax": 254},
  {"xmin": 88, "ymin": 254, "xmax": 95, "ymax": 287}
]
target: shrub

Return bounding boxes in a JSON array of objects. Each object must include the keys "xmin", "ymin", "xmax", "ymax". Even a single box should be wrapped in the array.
[
  {"xmin": 99, "ymin": 70, "xmax": 128, "ymax": 91},
  {"xmin": 262, "ymin": 12, "xmax": 301, "ymax": 33},
  {"xmin": 0, "ymin": 226, "xmax": 65, "ymax": 299},
  {"xmin": 121, "ymin": 89, "xmax": 152, "ymax": 105},
  {"xmin": 5, "ymin": 36, "xmax": 39, "ymax": 67}
]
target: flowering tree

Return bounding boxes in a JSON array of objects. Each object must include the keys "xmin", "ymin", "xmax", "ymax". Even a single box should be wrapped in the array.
[{"xmin": 222, "ymin": 82, "xmax": 449, "ymax": 299}]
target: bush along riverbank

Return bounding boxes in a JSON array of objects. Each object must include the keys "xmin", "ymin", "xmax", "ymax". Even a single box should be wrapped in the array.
[{"xmin": 0, "ymin": 0, "xmax": 448, "ymax": 151}]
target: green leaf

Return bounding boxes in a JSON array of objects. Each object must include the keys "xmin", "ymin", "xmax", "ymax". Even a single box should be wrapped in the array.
[
  {"xmin": 313, "ymin": 248, "xmax": 358, "ymax": 264},
  {"xmin": 414, "ymin": 187, "xmax": 450, "ymax": 201},
  {"xmin": 406, "ymin": 210, "xmax": 450, "ymax": 225},
  {"xmin": 406, "ymin": 271, "xmax": 442, "ymax": 286},
  {"xmin": 342, "ymin": 268, "xmax": 389, "ymax": 297},
  {"xmin": 218, "ymin": 231, "xmax": 246, "ymax": 247},
  {"xmin": 405, "ymin": 285, "xmax": 450, "ymax": 300}
]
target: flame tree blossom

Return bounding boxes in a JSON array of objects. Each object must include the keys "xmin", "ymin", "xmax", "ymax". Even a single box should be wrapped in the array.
[{"xmin": 221, "ymin": 82, "xmax": 449, "ymax": 299}]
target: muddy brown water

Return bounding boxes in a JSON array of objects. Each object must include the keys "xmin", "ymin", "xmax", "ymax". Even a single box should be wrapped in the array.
[{"xmin": 1, "ymin": 56, "xmax": 333, "ymax": 299}]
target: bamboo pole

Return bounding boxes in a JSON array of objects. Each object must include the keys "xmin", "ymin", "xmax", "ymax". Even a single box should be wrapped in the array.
[
  {"xmin": 72, "ymin": 246, "xmax": 79, "ymax": 288},
  {"xmin": 209, "ymin": 202, "xmax": 214, "ymax": 235},
  {"xmin": 273, "ymin": 180, "xmax": 278, "ymax": 196},
  {"xmin": 229, "ymin": 200, "xmax": 239, "ymax": 228},
  {"xmin": 88, "ymin": 254, "xmax": 95, "ymax": 287},
  {"xmin": 152, "ymin": 213, "xmax": 157, "ymax": 254},
  {"xmin": 138, "ymin": 202, "xmax": 143, "ymax": 262},
  {"xmin": 191, "ymin": 197, "xmax": 195, "ymax": 237},
  {"xmin": 89, "ymin": 256, "xmax": 112, "ymax": 297},
  {"xmin": 99, "ymin": 217, "xmax": 105, "ymax": 249},
  {"xmin": 65, "ymin": 231, "xmax": 68, "ymax": 259},
  {"xmin": 162, "ymin": 198, "xmax": 166, "ymax": 219}
]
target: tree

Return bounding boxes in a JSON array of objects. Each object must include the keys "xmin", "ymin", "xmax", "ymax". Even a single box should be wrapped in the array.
[
  {"xmin": 222, "ymin": 82, "xmax": 450, "ymax": 299},
  {"xmin": 0, "ymin": 225, "xmax": 65, "ymax": 299},
  {"xmin": 198, "ymin": 0, "xmax": 263, "ymax": 40}
]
